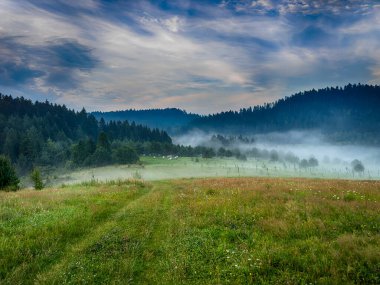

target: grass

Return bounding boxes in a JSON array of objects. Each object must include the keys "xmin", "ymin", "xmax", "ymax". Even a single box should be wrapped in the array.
[
  {"xmin": 1, "ymin": 177, "xmax": 379, "ymax": 284},
  {"xmin": 44, "ymin": 156, "xmax": 380, "ymax": 187}
]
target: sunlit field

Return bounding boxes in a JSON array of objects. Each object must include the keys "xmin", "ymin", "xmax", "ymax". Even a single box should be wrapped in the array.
[
  {"xmin": 1, "ymin": 177, "xmax": 379, "ymax": 284},
  {"xmin": 45, "ymin": 156, "xmax": 380, "ymax": 187}
]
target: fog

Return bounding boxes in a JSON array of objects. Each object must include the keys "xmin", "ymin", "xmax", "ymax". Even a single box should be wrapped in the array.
[
  {"xmin": 174, "ymin": 130, "xmax": 380, "ymax": 178},
  {"xmin": 253, "ymin": 131, "xmax": 380, "ymax": 165},
  {"xmin": 48, "ymin": 130, "xmax": 380, "ymax": 187}
]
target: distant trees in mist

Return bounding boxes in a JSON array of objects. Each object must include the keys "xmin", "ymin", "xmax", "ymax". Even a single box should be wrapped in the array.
[
  {"xmin": 190, "ymin": 84, "xmax": 380, "ymax": 145},
  {"xmin": 351, "ymin": 159, "xmax": 365, "ymax": 175}
]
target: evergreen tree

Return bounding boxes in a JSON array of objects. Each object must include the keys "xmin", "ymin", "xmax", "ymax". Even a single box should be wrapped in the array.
[
  {"xmin": 0, "ymin": 155, "xmax": 19, "ymax": 191},
  {"xmin": 30, "ymin": 168, "xmax": 44, "ymax": 190},
  {"xmin": 97, "ymin": 132, "xmax": 111, "ymax": 151}
]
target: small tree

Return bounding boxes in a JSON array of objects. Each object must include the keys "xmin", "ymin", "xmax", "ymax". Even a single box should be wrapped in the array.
[
  {"xmin": 270, "ymin": 150, "xmax": 279, "ymax": 162},
  {"xmin": 308, "ymin": 157, "xmax": 319, "ymax": 168},
  {"xmin": 351, "ymin": 159, "xmax": 365, "ymax": 175},
  {"xmin": 299, "ymin": 159, "xmax": 309, "ymax": 169},
  {"xmin": 31, "ymin": 168, "xmax": 44, "ymax": 190},
  {"xmin": 0, "ymin": 155, "xmax": 19, "ymax": 191}
]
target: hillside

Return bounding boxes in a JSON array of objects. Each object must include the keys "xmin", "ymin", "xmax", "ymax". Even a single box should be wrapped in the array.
[
  {"xmin": 93, "ymin": 108, "xmax": 199, "ymax": 134},
  {"xmin": 189, "ymin": 84, "xmax": 380, "ymax": 144},
  {"xmin": 0, "ymin": 94, "xmax": 171, "ymax": 172},
  {"xmin": 92, "ymin": 84, "xmax": 380, "ymax": 145}
]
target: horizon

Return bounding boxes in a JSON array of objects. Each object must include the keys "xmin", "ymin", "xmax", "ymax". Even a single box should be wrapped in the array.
[
  {"xmin": 2, "ymin": 82, "xmax": 374, "ymax": 115},
  {"xmin": 1, "ymin": 1, "xmax": 380, "ymax": 113}
]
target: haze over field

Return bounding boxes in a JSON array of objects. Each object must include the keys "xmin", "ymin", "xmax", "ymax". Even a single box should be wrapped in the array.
[{"xmin": 175, "ymin": 130, "xmax": 380, "ymax": 163}]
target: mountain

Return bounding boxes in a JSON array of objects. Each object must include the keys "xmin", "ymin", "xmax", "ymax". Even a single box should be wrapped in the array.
[
  {"xmin": 92, "ymin": 108, "xmax": 200, "ymax": 134},
  {"xmin": 188, "ymin": 84, "xmax": 380, "ymax": 145}
]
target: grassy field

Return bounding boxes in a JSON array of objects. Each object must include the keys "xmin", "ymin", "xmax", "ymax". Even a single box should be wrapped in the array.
[
  {"xmin": 1, "ymin": 177, "xmax": 379, "ymax": 284},
  {"xmin": 45, "ymin": 156, "xmax": 380, "ymax": 187}
]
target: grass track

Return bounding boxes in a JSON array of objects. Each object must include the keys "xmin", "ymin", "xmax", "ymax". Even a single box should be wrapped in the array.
[{"xmin": 1, "ymin": 177, "xmax": 379, "ymax": 284}]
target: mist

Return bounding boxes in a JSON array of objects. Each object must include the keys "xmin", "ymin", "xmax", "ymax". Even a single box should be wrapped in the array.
[{"xmin": 174, "ymin": 129, "xmax": 380, "ymax": 179}]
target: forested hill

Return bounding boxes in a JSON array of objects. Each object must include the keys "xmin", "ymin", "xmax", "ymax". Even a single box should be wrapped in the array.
[
  {"xmin": 0, "ymin": 94, "xmax": 171, "ymax": 172},
  {"xmin": 93, "ymin": 108, "xmax": 199, "ymax": 134},
  {"xmin": 188, "ymin": 84, "xmax": 380, "ymax": 144}
]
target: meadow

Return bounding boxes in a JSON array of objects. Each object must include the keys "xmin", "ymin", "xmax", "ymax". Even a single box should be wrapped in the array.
[
  {"xmin": 1, "ymin": 177, "xmax": 379, "ymax": 284},
  {"xmin": 45, "ymin": 156, "xmax": 380, "ymax": 187}
]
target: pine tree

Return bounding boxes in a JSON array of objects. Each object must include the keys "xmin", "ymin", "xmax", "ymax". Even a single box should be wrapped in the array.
[
  {"xmin": 30, "ymin": 168, "xmax": 44, "ymax": 190},
  {"xmin": 0, "ymin": 155, "xmax": 19, "ymax": 191}
]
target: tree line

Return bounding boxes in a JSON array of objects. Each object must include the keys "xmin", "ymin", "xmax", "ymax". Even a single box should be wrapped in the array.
[
  {"xmin": 0, "ymin": 94, "xmax": 171, "ymax": 173},
  {"xmin": 189, "ymin": 84, "xmax": 380, "ymax": 145}
]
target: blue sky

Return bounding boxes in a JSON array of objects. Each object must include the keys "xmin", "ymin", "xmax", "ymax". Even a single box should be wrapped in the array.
[{"xmin": 0, "ymin": 0, "xmax": 379, "ymax": 113}]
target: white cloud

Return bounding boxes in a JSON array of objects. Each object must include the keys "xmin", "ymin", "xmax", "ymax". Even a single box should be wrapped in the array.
[
  {"xmin": 340, "ymin": 7, "xmax": 380, "ymax": 34},
  {"xmin": 251, "ymin": 0, "xmax": 274, "ymax": 10},
  {"xmin": 162, "ymin": 16, "xmax": 184, "ymax": 32},
  {"xmin": 0, "ymin": 1, "xmax": 83, "ymax": 44},
  {"xmin": 1, "ymin": 0, "xmax": 379, "ymax": 113}
]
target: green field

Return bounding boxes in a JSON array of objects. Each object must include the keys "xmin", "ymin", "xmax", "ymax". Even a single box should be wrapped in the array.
[
  {"xmin": 1, "ymin": 177, "xmax": 379, "ymax": 284},
  {"xmin": 45, "ymin": 156, "xmax": 380, "ymax": 187}
]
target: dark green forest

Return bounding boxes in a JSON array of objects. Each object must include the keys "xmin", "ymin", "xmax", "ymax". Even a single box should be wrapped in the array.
[
  {"xmin": 189, "ymin": 84, "xmax": 380, "ymax": 144},
  {"xmin": 0, "ymin": 94, "xmax": 219, "ymax": 176},
  {"xmin": 0, "ymin": 94, "xmax": 172, "ymax": 173},
  {"xmin": 93, "ymin": 108, "xmax": 199, "ymax": 134}
]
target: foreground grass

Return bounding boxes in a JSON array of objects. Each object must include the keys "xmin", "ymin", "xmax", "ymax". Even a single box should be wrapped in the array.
[{"xmin": 0, "ymin": 178, "xmax": 379, "ymax": 284}]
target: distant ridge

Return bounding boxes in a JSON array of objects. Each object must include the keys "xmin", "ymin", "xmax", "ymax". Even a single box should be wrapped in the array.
[
  {"xmin": 92, "ymin": 108, "xmax": 199, "ymax": 134},
  {"xmin": 188, "ymin": 84, "xmax": 380, "ymax": 144},
  {"xmin": 93, "ymin": 84, "xmax": 380, "ymax": 145}
]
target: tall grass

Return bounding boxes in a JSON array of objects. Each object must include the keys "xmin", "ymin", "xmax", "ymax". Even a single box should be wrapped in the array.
[{"xmin": 0, "ymin": 177, "xmax": 379, "ymax": 284}]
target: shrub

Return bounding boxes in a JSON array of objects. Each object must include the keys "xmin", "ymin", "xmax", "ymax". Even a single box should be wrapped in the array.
[
  {"xmin": 0, "ymin": 155, "xmax": 20, "ymax": 191},
  {"xmin": 113, "ymin": 146, "xmax": 139, "ymax": 164},
  {"xmin": 30, "ymin": 168, "xmax": 44, "ymax": 190}
]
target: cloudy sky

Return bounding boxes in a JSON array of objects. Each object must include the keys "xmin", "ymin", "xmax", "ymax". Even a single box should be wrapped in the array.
[{"xmin": 0, "ymin": 0, "xmax": 379, "ymax": 113}]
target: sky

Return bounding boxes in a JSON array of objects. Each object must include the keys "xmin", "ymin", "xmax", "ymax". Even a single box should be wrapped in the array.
[{"xmin": 0, "ymin": 0, "xmax": 379, "ymax": 114}]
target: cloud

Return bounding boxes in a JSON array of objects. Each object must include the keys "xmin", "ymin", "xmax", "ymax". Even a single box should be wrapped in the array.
[
  {"xmin": 219, "ymin": 0, "xmax": 376, "ymax": 16},
  {"xmin": 45, "ymin": 39, "xmax": 98, "ymax": 70},
  {"xmin": 0, "ymin": 0, "xmax": 379, "ymax": 113},
  {"xmin": 162, "ymin": 16, "xmax": 184, "ymax": 32},
  {"xmin": 0, "ymin": 36, "xmax": 45, "ymax": 85},
  {"xmin": 0, "ymin": 34, "xmax": 98, "ymax": 90},
  {"xmin": 0, "ymin": 62, "xmax": 44, "ymax": 86}
]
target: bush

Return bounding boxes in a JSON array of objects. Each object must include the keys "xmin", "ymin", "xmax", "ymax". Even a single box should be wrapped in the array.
[
  {"xmin": 113, "ymin": 146, "xmax": 139, "ymax": 164},
  {"xmin": 30, "ymin": 168, "xmax": 44, "ymax": 190},
  {"xmin": 0, "ymin": 155, "xmax": 20, "ymax": 191}
]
